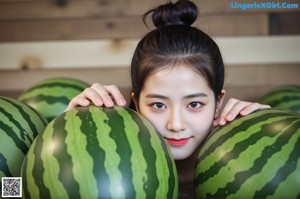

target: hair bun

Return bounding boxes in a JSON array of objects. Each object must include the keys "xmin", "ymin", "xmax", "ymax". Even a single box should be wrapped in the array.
[{"xmin": 143, "ymin": 0, "xmax": 198, "ymax": 28}]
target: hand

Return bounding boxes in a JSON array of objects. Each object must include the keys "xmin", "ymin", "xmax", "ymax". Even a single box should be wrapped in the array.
[
  {"xmin": 65, "ymin": 83, "xmax": 126, "ymax": 111},
  {"xmin": 213, "ymin": 98, "xmax": 271, "ymax": 127}
]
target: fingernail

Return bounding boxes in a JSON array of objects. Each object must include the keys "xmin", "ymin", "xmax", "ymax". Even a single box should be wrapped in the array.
[
  {"xmin": 119, "ymin": 99, "xmax": 126, "ymax": 106},
  {"xmin": 241, "ymin": 109, "xmax": 248, "ymax": 115},
  {"xmin": 227, "ymin": 113, "xmax": 233, "ymax": 120},
  {"xmin": 219, "ymin": 118, "xmax": 225, "ymax": 125},
  {"xmin": 95, "ymin": 98, "xmax": 103, "ymax": 106},
  {"xmin": 106, "ymin": 100, "xmax": 114, "ymax": 107}
]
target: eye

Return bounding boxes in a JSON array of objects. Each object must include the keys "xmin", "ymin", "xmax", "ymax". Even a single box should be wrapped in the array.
[
  {"xmin": 187, "ymin": 101, "xmax": 202, "ymax": 109},
  {"xmin": 151, "ymin": 102, "xmax": 166, "ymax": 110}
]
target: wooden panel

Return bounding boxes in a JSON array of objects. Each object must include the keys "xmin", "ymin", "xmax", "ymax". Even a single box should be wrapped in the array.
[
  {"xmin": 1, "ymin": 36, "xmax": 299, "ymax": 70},
  {"xmin": 0, "ymin": 0, "xmax": 298, "ymax": 20},
  {"xmin": 270, "ymin": 12, "xmax": 300, "ymax": 35},
  {"xmin": 0, "ymin": 0, "xmax": 128, "ymax": 20},
  {"xmin": 0, "ymin": 17, "xmax": 147, "ymax": 41},
  {"xmin": 0, "ymin": 64, "xmax": 299, "ymax": 103},
  {"xmin": 0, "ymin": 67, "xmax": 131, "ymax": 90},
  {"xmin": 224, "ymin": 64, "xmax": 300, "ymax": 106},
  {"xmin": 224, "ymin": 85, "xmax": 286, "ymax": 102},
  {"xmin": 225, "ymin": 64, "xmax": 300, "ymax": 86},
  {"xmin": 0, "ymin": 13, "xmax": 268, "ymax": 41},
  {"xmin": 198, "ymin": 14, "xmax": 268, "ymax": 36},
  {"xmin": 127, "ymin": 0, "xmax": 300, "ymax": 15}
]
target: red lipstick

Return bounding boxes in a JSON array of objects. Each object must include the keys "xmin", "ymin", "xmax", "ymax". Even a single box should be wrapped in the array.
[{"xmin": 165, "ymin": 138, "xmax": 190, "ymax": 147}]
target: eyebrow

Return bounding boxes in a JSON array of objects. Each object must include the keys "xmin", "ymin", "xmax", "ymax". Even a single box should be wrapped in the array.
[{"xmin": 145, "ymin": 93, "xmax": 208, "ymax": 99}]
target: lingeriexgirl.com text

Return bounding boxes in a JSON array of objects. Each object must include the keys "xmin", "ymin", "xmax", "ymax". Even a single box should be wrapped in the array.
[{"xmin": 231, "ymin": 1, "xmax": 299, "ymax": 10}]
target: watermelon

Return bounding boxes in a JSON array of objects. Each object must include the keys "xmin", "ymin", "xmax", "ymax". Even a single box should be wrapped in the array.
[
  {"xmin": 0, "ymin": 97, "xmax": 48, "ymax": 189},
  {"xmin": 194, "ymin": 108, "xmax": 300, "ymax": 198},
  {"xmin": 21, "ymin": 105, "xmax": 178, "ymax": 199},
  {"xmin": 259, "ymin": 85, "xmax": 300, "ymax": 113},
  {"xmin": 18, "ymin": 77, "xmax": 90, "ymax": 122}
]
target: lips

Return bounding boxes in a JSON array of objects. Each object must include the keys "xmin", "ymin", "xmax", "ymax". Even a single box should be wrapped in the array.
[{"xmin": 165, "ymin": 138, "xmax": 190, "ymax": 147}]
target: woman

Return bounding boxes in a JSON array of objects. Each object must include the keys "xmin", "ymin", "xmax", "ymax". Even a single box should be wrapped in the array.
[{"xmin": 66, "ymin": 0, "xmax": 270, "ymax": 197}]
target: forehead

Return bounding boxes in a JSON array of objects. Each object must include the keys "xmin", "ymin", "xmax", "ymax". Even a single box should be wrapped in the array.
[{"xmin": 143, "ymin": 64, "xmax": 213, "ymax": 95}]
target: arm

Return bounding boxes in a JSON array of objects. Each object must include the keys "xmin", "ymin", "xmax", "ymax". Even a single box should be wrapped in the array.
[
  {"xmin": 65, "ymin": 83, "xmax": 126, "ymax": 111},
  {"xmin": 213, "ymin": 98, "xmax": 271, "ymax": 127}
]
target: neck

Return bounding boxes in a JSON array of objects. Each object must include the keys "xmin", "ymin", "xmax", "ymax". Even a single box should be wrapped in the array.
[
  {"xmin": 175, "ymin": 147, "xmax": 200, "ymax": 198},
  {"xmin": 175, "ymin": 146, "xmax": 200, "ymax": 184}
]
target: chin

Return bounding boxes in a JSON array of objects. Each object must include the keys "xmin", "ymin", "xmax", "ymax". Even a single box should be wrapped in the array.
[{"xmin": 171, "ymin": 150, "xmax": 193, "ymax": 161}]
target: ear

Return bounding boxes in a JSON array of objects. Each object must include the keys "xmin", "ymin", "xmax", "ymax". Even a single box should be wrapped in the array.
[
  {"xmin": 131, "ymin": 92, "xmax": 140, "ymax": 112},
  {"xmin": 215, "ymin": 90, "xmax": 226, "ymax": 118}
]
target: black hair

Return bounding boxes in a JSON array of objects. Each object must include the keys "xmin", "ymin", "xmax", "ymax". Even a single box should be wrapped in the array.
[{"xmin": 130, "ymin": 0, "xmax": 225, "ymax": 108}]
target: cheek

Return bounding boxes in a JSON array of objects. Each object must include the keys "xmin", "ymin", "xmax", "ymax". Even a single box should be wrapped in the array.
[
  {"xmin": 189, "ymin": 111, "xmax": 215, "ymax": 132},
  {"xmin": 139, "ymin": 109, "xmax": 166, "ymax": 136}
]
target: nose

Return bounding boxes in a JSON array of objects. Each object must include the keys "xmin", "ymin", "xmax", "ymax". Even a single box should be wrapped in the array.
[{"xmin": 167, "ymin": 107, "xmax": 186, "ymax": 132}]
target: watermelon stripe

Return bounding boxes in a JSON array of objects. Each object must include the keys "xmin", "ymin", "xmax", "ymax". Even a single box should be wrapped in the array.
[
  {"xmin": 77, "ymin": 108, "xmax": 112, "ymax": 198},
  {"xmin": 196, "ymin": 111, "xmax": 293, "ymax": 164},
  {"xmin": 153, "ymin": 127, "xmax": 177, "ymax": 198},
  {"xmin": 22, "ymin": 94, "xmax": 70, "ymax": 106},
  {"xmin": 132, "ymin": 107, "xmax": 177, "ymax": 198},
  {"xmin": 21, "ymin": 82, "xmax": 88, "ymax": 94},
  {"xmin": 31, "ymin": 127, "xmax": 50, "ymax": 198},
  {"xmin": 260, "ymin": 87, "xmax": 300, "ymax": 98},
  {"xmin": 0, "ymin": 120, "xmax": 29, "ymax": 154},
  {"xmin": 26, "ymin": 106, "xmax": 48, "ymax": 127},
  {"xmin": 290, "ymin": 104, "xmax": 300, "ymax": 110},
  {"xmin": 205, "ymin": 119, "xmax": 300, "ymax": 198},
  {"xmin": 0, "ymin": 97, "xmax": 44, "ymax": 138},
  {"xmin": 195, "ymin": 114, "xmax": 294, "ymax": 186},
  {"xmin": 106, "ymin": 107, "xmax": 136, "ymax": 198},
  {"xmin": 0, "ymin": 153, "xmax": 12, "ymax": 176},
  {"xmin": 64, "ymin": 109, "xmax": 99, "ymax": 197},
  {"xmin": 0, "ymin": 105, "xmax": 33, "ymax": 143},
  {"xmin": 114, "ymin": 107, "xmax": 146, "ymax": 197},
  {"xmin": 52, "ymin": 114, "xmax": 80, "ymax": 198},
  {"xmin": 0, "ymin": 97, "xmax": 38, "ymax": 140},
  {"xmin": 262, "ymin": 95, "xmax": 300, "ymax": 107},
  {"xmin": 129, "ymin": 109, "xmax": 160, "ymax": 198},
  {"xmin": 21, "ymin": 154, "xmax": 30, "ymax": 198},
  {"xmin": 254, "ymin": 121, "xmax": 300, "ymax": 198}
]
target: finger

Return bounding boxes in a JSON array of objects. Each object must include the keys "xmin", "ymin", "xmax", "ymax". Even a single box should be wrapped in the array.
[
  {"xmin": 240, "ymin": 103, "xmax": 271, "ymax": 116},
  {"xmin": 81, "ymin": 87, "xmax": 108, "ymax": 106},
  {"xmin": 104, "ymin": 85, "xmax": 126, "ymax": 106},
  {"xmin": 218, "ymin": 98, "xmax": 240, "ymax": 125},
  {"xmin": 65, "ymin": 96, "xmax": 90, "ymax": 112},
  {"xmin": 225, "ymin": 100, "xmax": 253, "ymax": 121},
  {"xmin": 213, "ymin": 117, "xmax": 221, "ymax": 128},
  {"xmin": 91, "ymin": 83, "xmax": 114, "ymax": 107}
]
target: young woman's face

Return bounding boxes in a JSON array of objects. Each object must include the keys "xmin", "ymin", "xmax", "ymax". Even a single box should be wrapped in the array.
[{"xmin": 138, "ymin": 64, "xmax": 219, "ymax": 160}]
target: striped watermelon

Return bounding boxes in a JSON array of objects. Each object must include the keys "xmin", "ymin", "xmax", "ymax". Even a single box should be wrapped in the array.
[
  {"xmin": 259, "ymin": 85, "xmax": 300, "ymax": 112},
  {"xmin": 194, "ymin": 108, "xmax": 300, "ymax": 198},
  {"xmin": 18, "ymin": 77, "xmax": 90, "ymax": 122},
  {"xmin": 0, "ymin": 97, "xmax": 48, "ymax": 190},
  {"xmin": 21, "ymin": 105, "xmax": 178, "ymax": 199}
]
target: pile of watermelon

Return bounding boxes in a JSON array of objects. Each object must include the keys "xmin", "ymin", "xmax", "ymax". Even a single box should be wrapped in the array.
[
  {"xmin": 0, "ymin": 77, "xmax": 178, "ymax": 199},
  {"xmin": 0, "ymin": 97, "xmax": 48, "ymax": 186},
  {"xmin": 1, "ymin": 77, "xmax": 299, "ymax": 199}
]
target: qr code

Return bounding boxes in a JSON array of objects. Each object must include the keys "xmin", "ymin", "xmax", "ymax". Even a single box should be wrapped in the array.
[{"xmin": 1, "ymin": 177, "xmax": 22, "ymax": 198}]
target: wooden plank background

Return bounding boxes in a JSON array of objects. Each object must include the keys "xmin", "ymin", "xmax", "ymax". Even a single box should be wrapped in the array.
[
  {"xmin": 1, "ymin": 36, "xmax": 300, "ymax": 70},
  {"xmin": 0, "ymin": 0, "xmax": 299, "ymax": 103}
]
